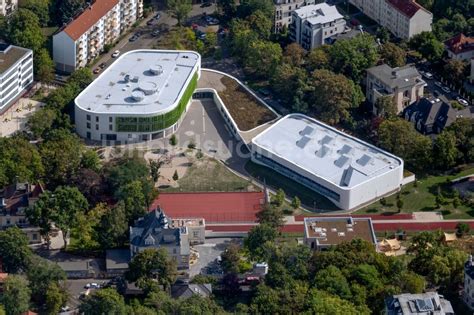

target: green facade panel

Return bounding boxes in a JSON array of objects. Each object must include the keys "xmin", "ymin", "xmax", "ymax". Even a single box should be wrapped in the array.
[{"xmin": 116, "ymin": 72, "xmax": 198, "ymax": 133}]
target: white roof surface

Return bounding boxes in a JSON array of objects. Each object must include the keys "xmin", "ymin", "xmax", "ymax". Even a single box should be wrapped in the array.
[
  {"xmin": 252, "ymin": 114, "xmax": 402, "ymax": 188},
  {"xmin": 75, "ymin": 50, "xmax": 200, "ymax": 115},
  {"xmin": 294, "ymin": 3, "xmax": 344, "ymax": 25}
]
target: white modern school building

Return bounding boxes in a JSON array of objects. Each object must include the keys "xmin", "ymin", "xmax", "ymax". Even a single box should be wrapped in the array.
[
  {"xmin": 251, "ymin": 114, "xmax": 404, "ymax": 210},
  {"xmin": 74, "ymin": 49, "xmax": 201, "ymax": 142}
]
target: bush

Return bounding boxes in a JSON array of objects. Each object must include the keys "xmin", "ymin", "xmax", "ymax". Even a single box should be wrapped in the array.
[
  {"xmin": 196, "ymin": 150, "xmax": 203, "ymax": 159},
  {"xmin": 188, "ymin": 140, "xmax": 196, "ymax": 149},
  {"xmin": 172, "ymin": 170, "xmax": 179, "ymax": 181},
  {"xmin": 169, "ymin": 134, "xmax": 177, "ymax": 146}
]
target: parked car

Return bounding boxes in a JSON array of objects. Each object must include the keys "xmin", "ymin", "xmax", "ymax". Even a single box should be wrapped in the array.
[
  {"xmin": 112, "ymin": 50, "xmax": 120, "ymax": 58},
  {"xmin": 433, "ymin": 90, "xmax": 440, "ymax": 97},
  {"xmin": 456, "ymin": 97, "xmax": 469, "ymax": 107},
  {"xmin": 422, "ymin": 72, "xmax": 433, "ymax": 79},
  {"xmin": 154, "ymin": 13, "xmax": 161, "ymax": 20},
  {"xmin": 129, "ymin": 35, "xmax": 138, "ymax": 42},
  {"xmin": 151, "ymin": 29, "xmax": 160, "ymax": 37},
  {"xmin": 93, "ymin": 68, "xmax": 101, "ymax": 74},
  {"xmin": 61, "ymin": 306, "xmax": 70, "ymax": 312},
  {"xmin": 434, "ymin": 81, "xmax": 442, "ymax": 87},
  {"xmin": 98, "ymin": 63, "xmax": 106, "ymax": 69},
  {"xmin": 200, "ymin": 1, "xmax": 212, "ymax": 7},
  {"xmin": 441, "ymin": 86, "xmax": 451, "ymax": 94},
  {"xmin": 147, "ymin": 19, "xmax": 155, "ymax": 26},
  {"xmin": 90, "ymin": 282, "xmax": 100, "ymax": 289}
]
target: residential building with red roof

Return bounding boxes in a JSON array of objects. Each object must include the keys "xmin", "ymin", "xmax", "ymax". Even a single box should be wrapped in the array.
[
  {"xmin": 349, "ymin": 0, "xmax": 432, "ymax": 39},
  {"xmin": 151, "ymin": 192, "xmax": 265, "ymax": 223},
  {"xmin": 52, "ymin": 0, "xmax": 143, "ymax": 73},
  {"xmin": 445, "ymin": 34, "xmax": 474, "ymax": 61}
]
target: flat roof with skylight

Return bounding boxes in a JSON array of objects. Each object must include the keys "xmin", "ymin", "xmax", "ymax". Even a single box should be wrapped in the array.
[
  {"xmin": 75, "ymin": 50, "xmax": 200, "ymax": 115},
  {"xmin": 252, "ymin": 114, "xmax": 402, "ymax": 189}
]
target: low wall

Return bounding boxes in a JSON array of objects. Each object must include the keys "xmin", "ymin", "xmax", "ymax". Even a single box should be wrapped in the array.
[{"xmin": 402, "ymin": 174, "xmax": 416, "ymax": 186}]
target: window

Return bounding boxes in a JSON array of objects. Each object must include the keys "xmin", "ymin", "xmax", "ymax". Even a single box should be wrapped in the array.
[
  {"xmin": 87, "ymin": 122, "xmax": 91, "ymax": 129},
  {"xmin": 32, "ymin": 234, "xmax": 38, "ymax": 240},
  {"xmin": 96, "ymin": 116, "xmax": 99, "ymax": 122},
  {"xmin": 193, "ymin": 231, "xmax": 199, "ymax": 238},
  {"xmin": 109, "ymin": 117, "xmax": 113, "ymax": 123},
  {"xmin": 87, "ymin": 115, "xmax": 91, "ymax": 121},
  {"xmin": 109, "ymin": 124, "xmax": 113, "ymax": 131},
  {"xmin": 96, "ymin": 124, "xmax": 99, "ymax": 130}
]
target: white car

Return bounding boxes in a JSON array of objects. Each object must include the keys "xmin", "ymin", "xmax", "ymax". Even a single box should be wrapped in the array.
[
  {"xmin": 112, "ymin": 50, "xmax": 120, "ymax": 58},
  {"xmin": 441, "ymin": 86, "xmax": 451, "ymax": 94},
  {"xmin": 422, "ymin": 72, "xmax": 433, "ymax": 79},
  {"xmin": 457, "ymin": 97, "xmax": 469, "ymax": 107},
  {"xmin": 434, "ymin": 81, "xmax": 442, "ymax": 87},
  {"xmin": 90, "ymin": 282, "xmax": 100, "ymax": 289}
]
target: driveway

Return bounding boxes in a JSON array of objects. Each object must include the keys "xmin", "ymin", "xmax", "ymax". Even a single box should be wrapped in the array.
[{"xmin": 189, "ymin": 238, "xmax": 237, "ymax": 277}]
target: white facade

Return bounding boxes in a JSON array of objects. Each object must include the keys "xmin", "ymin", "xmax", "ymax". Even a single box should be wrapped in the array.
[
  {"xmin": 274, "ymin": 0, "xmax": 315, "ymax": 33},
  {"xmin": 289, "ymin": 3, "xmax": 346, "ymax": 50},
  {"xmin": 349, "ymin": 0, "xmax": 432, "ymax": 39},
  {"xmin": 53, "ymin": 0, "xmax": 142, "ymax": 73},
  {"xmin": 465, "ymin": 256, "xmax": 474, "ymax": 311},
  {"xmin": 74, "ymin": 50, "xmax": 201, "ymax": 143},
  {"xmin": 0, "ymin": 0, "xmax": 16, "ymax": 16},
  {"xmin": 0, "ymin": 45, "xmax": 33, "ymax": 114},
  {"xmin": 251, "ymin": 114, "xmax": 404, "ymax": 210}
]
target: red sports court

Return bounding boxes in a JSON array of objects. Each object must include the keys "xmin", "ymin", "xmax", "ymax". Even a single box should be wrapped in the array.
[{"xmin": 150, "ymin": 191, "xmax": 265, "ymax": 223}]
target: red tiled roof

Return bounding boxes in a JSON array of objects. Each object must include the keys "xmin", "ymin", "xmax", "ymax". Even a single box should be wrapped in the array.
[
  {"xmin": 387, "ymin": 0, "xmax": 423, "ymax": 18},
  {"xmin": 151, "ymin": 192, "xmax": 265, "ymax": 223},
  {"xmin": 445, "ymin": 33, "xmax": 474, "ymax": 55},
  {"xmin": 62, "ymin": 0, "xmax": 119, "ymax": 41}
]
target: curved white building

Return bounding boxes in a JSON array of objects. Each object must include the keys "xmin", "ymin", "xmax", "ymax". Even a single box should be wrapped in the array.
[
  {"xmin": 251, "ymin": 114, "xmax": 404, "ymax": 210},
  {"xmin": 74, "ymin": 49, "xmax": 201, "ymax": 142}
]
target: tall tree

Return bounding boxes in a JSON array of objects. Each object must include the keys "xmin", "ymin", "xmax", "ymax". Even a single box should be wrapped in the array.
[
  {"xmin": 68, "ymin": 67, "xmax": 93, "ymax": 89},
  {"xmin": 380, "ymin": 42, "xmax": 406, "ymax": 68},
  {"xmin": 221, "ymin": 243, "xmax": 242, "ymax": 274},
  {"xmin": 256, "ymin": 203, "xmax": 285, "ymax": 229},
  {"xmin": 444, "ymin": 59, "xmax": 467, "ymax": 83},
  {"xmin": 271, "ymin": 63, "xmax": 308, "ymax": 105},
  {"xmin": 6, "ymin": 9, "xmax": 45, "ymax": 52},
  {"xmin": 27, "ymin": 256, "xmax": 66, "ymax": 304},
  {"xmin": 126, "ymin": 248, "xmax": 177, "ymax": 290},
  {"xmin": 244, "ymin": 224, "xmax": 278, "ymax": 261},
  {"xmin": 58, "ymin": 0, "xmax": 86, "ymax": 25},
  {"xmin": 0, "ymin": 227, "xmax": 32, "ymax": 273},
  {"xmin": 375, "ymin": 95, "xmax": 398, "ymax": 118},
  {"xmin": 432, "ymin": 130, "xmax": 458, "ymax": 170},
  {"xmin": 328, "ymin": 34, "xmax": 379, "ymax": 82},
  {"xmin": 305, "ymin": 289, "xmax": 362, "ymax": 313},
  {"xmin": 45, "ymin": 282, "xmax": 69, "ymax": 315},
  {"xmin": 40, "ymin": 129, "xmax": 84, "ymax": 186},
  {"xmin": 166, "ymin": 0, "xmax": 192, "ymax": 26},
  {"xmin": 116, "ymin": 180, "xmax": 148, "ymax": 223},
  {"xmin": 447, "ymin": 118, "xmax": 474, "ymax": 163},
  {"xmin": 97, "ymin": 202, "xmax": 129, "ymax": 249},
  {"xmin": 0, "ymin": 137, "xmax": 44, "ymax": 187},
  {"xmin": 409, "ymin": 32, "xmax": 444, "ymax": 62},
  {"xmin": 19, "ymin": 0, "xmax": 50, "ymax": 26},
  {"xmin": 217, "ymin": 0, "xmax": 237, "ymax": 20},
  {"xmin": 308, "ymin": 69, "xmax": 364, "ymax": 124},
  {"xmin": 72, "ymin": 202, "xmax": 107, "ymax": 250},
  {"xmin": 27, "ymin": 108, "xmax": 57, "ymax": 139},
  {"xmin": 79, "ymin": 288, "xmax": 127, "ymax": 315},
  {"xmin": 243, "ymin": 40, "xmax": 282, "ymax": 78},
  {"xmin": 1, "ymin": 275, "xmax": 31, "ymax": 315},
  {"xmin": 35, "ymin": 48, "xmax": 54, "ymax": 84},
  {"xmin": 27, "ymin": 186, "xmax": 88, "ymax": 249},
  {"xmin": 283, "ymin": 43, "xmax": 306, "ymax": 66},
  {"xmin": 313, "ymin": 266, "xmax": 352, "ymax": 300},
  {"xmin": 247, "ymin": 10, "xmax": 272, "ymax": 40}
]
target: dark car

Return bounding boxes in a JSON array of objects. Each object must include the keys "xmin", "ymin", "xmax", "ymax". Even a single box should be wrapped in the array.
[
  {"xmin": 151, "ymin": 29, "xmax": 160, "ymax": 37},
  {"xmin": 129, "ymin": 36, "xmax": 138, "ymax": 42},
  {"xmin": 98, "ymin": 63, "xmax": 106, "ymax": 69},
  {"xmin": 200, "ymin": 2, "xmax": 212, "ymax": 7},
  {"xmin": 146, "ymin": 19, "xmax": 154, "ymax": 26},
  {"xmin": 154, "ymin": 13, "xmax": 161, "ymax": 20},
  {"xmin": 93, "ymin": 68, "xmax": 101, "ymax": 74}
]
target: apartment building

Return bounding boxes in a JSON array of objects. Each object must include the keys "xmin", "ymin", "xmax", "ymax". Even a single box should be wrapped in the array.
[
  {"xmin": 53, "ymin": 0, "xmax": 143, "ymax": 73},
  {"xmin": 289, "ymin": 3, "xmax": 346, "ymax": 50},
  {"xmin": 349, "ymin": 0, "xmax": 432, "ymax": 39},
  {"xmin": 0, "ymin": 44, "xmax": 33, "ymax": 114},
  {"xmin": 0, "ymin": 0, "xmax": 16, "ymax": 15},
  {"xmin": 366, "ymin": 64, "xmax": 425, "ymax": 114},
  {"xmin": 274, "ymin": 0, "xmax": 315, "ymax": 33}
]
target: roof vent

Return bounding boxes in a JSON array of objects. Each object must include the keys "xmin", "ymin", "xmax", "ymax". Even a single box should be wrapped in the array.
[
  {"xmin": 124, "ymin": 74, "xmax": 130, "ymax": 83},
  {"xmin": 150, "ymin": 65, "xmax": 163, "ymax": 76},
  {"xmin": 131, "ymin": 90, "xmax": 145, "ymax": 102}
]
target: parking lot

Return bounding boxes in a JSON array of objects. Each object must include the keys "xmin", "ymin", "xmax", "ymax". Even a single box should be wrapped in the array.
[{"xmin": 189, "ymin": 238, "xmax": 237, "ymax": 277}]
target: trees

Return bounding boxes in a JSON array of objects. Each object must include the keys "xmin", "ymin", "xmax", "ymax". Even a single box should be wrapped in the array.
[
  {"xmin": 116, "ymin": 180, "xmax": 148, "ymax": 223},
  {"xmin": 247, "ymin": 10, "xmax": 272, "ymax": 40},
  {"xmin": 306, "ymin": 46, "xmax": 330, "ymax": 71},
  {"xmin": 18, "ymin": 0, "xmax": 50, "ymax": 26},
  {"xmin": 35, "ymin": 48, "xmax": 54, "ymax": 84},
  {"xmin": 432, "ymin": 130, "xmax": 458, "ymax": 170},
  {"xmin": 0, "ymin": 137, "xmax": 43, "ymax": 187},
  {"xmin": 380, "ymin": 42, "xmax": 406, "ymax": 68},
  {"xmin": 409, "ymin": 32, "xmax": 444, "ymax": 62},
  {"xmin": 0, "ymin": 275, "xmax": 31, "ymax": 315},
  {"xmin": 45, "ymin": 283, "xmax": 68, "ymax": 315},
  {"xmin": 377, "ymin": 119, "xmax": 432, "ymax": 172},
  {"xmin": 313, "ymin": 266, "xmax": 352, "ymax": 300},
  {"xmin": 305, "ymin": 289, "xmax": 360, "ymax": 314},
  {"xmin": 27, "ymin": 108, "xmax": 57, "ymax": 139},
  {"xmin": 6, "ymin": 9, "xmax": 45, "ymax": 52},
  {"xmin": 271, "ymin": 188, "xmax": 285, "ymax": 207},
  {"xmin": 256, "ymin": 203, "xmax": 285, "ymax": 229},
  {"xmin": 271, "ymin": 63, "xmax": 307, "ymax": 105},
  {"xmin": 447, "ymin": 118, "xmax": 474, "ymax": 163},
  {"xmin": 328, "ymin": 34, "xmax": 379, "ymax": 82},
  {"xmin": 307, "ymin": 69, "xmax": 364, "ymax": 124},
  {"xmin": 27, "ymin": 256, "xmax": 66, "ymax": 304},
  {"xmin": 283, "ymin": 43, "xmax": 306, "ymax": 67},
  {"xmin": 456, "ymin": 222, "xmax": 470, "ymax": 237},
  {"xmin": 57, "ymin": 0, "xmax": 86, "ymax": 24},
  {"xmin": 27, "ymin": 186, "xmax": 88, "ymax": 249},
  {"xmin": 72, "ymin": 202, "xmax": 107, "ymax": 250},
  {"xmin": 221, "ymin": 243, "xmax": 242, "ymax": 274},
  {"xmin": 217, "ymin": 0, "xmax": 237, "ymax": 20},
  {"xmin": 244, "ymin": 224, "xmax": 278, "ymax": 261},
  {"xmin": 237, "ymin": 0, "xmax": 274, "ymax": 19},
  {"xmin": 39, "ymin": 129, "xmax": 84, "ymax": 186},
  {"xmin": 126, "ymin": 248, "xmax": 177, "ymax": 290},
  {"xmin": 444, "ymin": 59, "xmax": 467, "ymax": 83},
  {"xmin": 0, "ymin": 227, "xmax": 32, "ymax": 273},
  {"xmin": 97, "ymin": 202, "xmax": 128, "ymax": 249},
  {"xmin": 291, "ymin": 196, "xmax": 301, "ymax": 210},
  {"xmin": 68, "ymin": 67, "xmax": 93, "ymax": 89},
  {"xmin": 79, "ymin": 288, "xmax": 127, "ymax": 315},
  {"xmin": 243, "ymin": 40, "xmax": 282, "ymax": 78},
  {"xmin": 167, "ymin": 0, "xmax": 192, "ymax": 26},
  {"xmin": 374, "ymin": 96, "xmax": 397, "ymax": 118}
]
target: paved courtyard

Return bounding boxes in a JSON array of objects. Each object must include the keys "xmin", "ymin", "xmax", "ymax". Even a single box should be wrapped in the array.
[
  {"xmin": 189, "ymin": 238, "xmax": 237, "ymax": 277},
  {"xmin": 0, "ymin": 98, "xmax": 43, "ymax": 137}
]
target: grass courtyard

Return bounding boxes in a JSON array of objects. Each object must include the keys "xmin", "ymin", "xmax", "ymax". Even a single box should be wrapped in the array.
[{"xmin": 355, "ymin": 167, "xmax": 474, "ymax": 219}]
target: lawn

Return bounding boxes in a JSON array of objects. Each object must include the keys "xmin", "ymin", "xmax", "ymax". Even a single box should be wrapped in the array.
[
  {"xmin": 245, "ymin": 161, "xmax": 339, "ymax": 212},
  {"xmin": 218, "ymin": 76, "xmax": 277, "ymax": 131},
  {"xmin": 355, "ymin": 167, "xmax": 474, "ymax": 219},
  {"xmin": 164, "ymin": 157, "xmax": 257, "ymax": 192}
]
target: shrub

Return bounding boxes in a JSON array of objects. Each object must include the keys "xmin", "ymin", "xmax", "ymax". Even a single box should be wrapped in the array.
[
  {"xmin": 172, "ymin": 170, "xmax": 179, "ymax": 181},
  {"xmin": 169, "ymin": 134, "xmax": 177, "ymax": 146}
]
